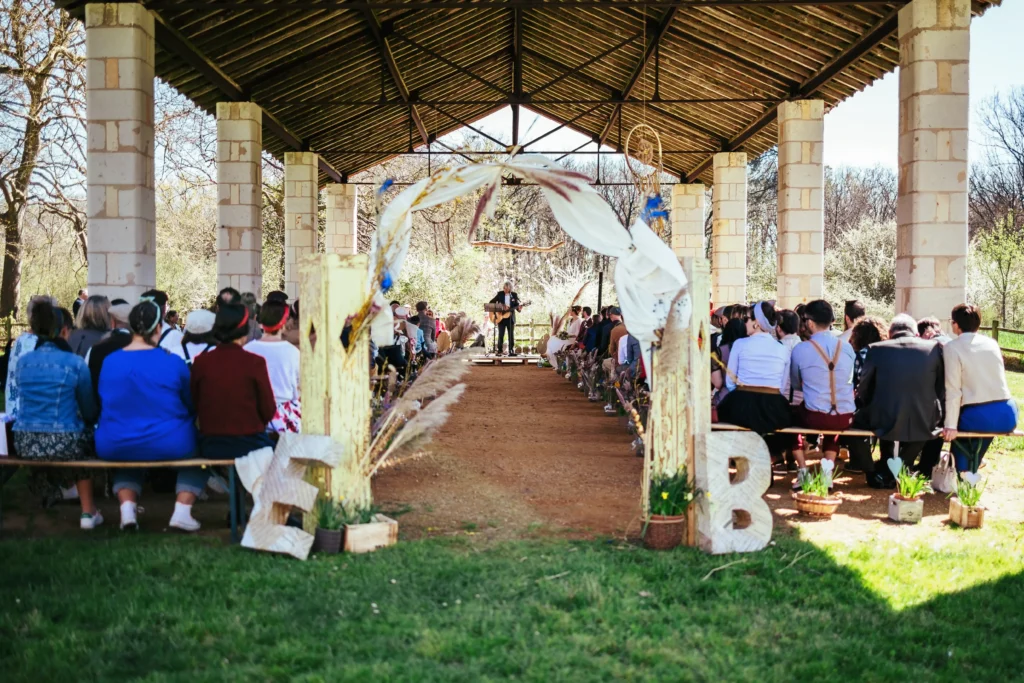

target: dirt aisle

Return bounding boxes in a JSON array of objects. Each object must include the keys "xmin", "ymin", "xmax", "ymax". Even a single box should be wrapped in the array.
[{"xmin": 373, "ymin": 364, "xmax": 643, "ymax": 540}]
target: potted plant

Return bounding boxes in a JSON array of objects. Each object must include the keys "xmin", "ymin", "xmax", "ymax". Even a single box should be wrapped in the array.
[
  {"xmin": 948, "ymin": 473, "xmax": 986, "ymax": 529},
  {"xmin": 792, "ymin": 463, "xmax": 842, "ymax": 518},
  {"xmin": 888, "ymin": 459, "xmax": 931, "ymax": 524},
  {"xmin": 311, "ymin": 496, "xmax": 345, "ymax": 554},
  {"xmin": 343, "ymin": 505, "xmax": 399, "ymax": 554},
  {"xmin": 644, "ymin": 468, "xmax": 696, "ymax": 550}
]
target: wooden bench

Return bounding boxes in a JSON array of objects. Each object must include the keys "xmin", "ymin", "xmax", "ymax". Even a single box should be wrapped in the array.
[
  {"xmin": 711, "ymin": 423, "xmax": 1024, "ymax": 439},
  {"xmin": 469, "ymin": 354, "xmax": 540, "ymax": 366},
  {"xmin": 0, "ymin": 457, "xmax": 248, "ymax": 542}
]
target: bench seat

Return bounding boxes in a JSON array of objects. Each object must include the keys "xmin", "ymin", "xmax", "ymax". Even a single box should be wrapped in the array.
[{"xmin": 711, "ymin": 423, "xmax": 1024, "ymax": 439}]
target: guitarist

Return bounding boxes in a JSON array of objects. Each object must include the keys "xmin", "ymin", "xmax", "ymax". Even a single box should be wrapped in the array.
[{"xmin": 489, "ymin": 281, "xmax": 523, "ymax": 356}]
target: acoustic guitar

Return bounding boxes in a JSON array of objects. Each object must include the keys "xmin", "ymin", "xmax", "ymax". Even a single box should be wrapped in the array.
[{"xmin": 485, "ymin": 300, "xmax": 531, "ymax": 325}]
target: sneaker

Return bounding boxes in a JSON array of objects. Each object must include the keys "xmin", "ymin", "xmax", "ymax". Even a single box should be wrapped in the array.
[
  {"xmin": 169, "ymin": 513, "xmax": 201, "ymax": 532},
  {"xmin": 80, "ymin": 510, "xmax": 104, "ymax": 530},
  {"xmin": 120, "ymin": 502, "xmax": 139, "ymax": 531}
]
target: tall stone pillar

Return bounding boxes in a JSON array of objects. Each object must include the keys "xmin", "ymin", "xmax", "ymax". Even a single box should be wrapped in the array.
[
  {"xmin": 324, "ymin": 184, "xmax": 358, "ymax": 256},
  {"xmin": 284, "ymin": 152, "xmax": 319, "ymax": 298},
  {"xmin": 670, "ymin": 183, "xmax": 705, "ymax": 259},
  {"xmin": 896, "ymin": 0, "xmax": 970, "ymax": 318},
  {"xmin": 85, "ymin": 3, "xmax": 155, "ymax": 302},
  {"xmin": 216, "ymin": 102, "xmax": 263, "ymax": 295},
  {"xmin": 777, "ymin": 100, "xmax": 825, "ymax": 309},
  {"xmin": 711, "ymin": 153, "xmax": 747, "ymax": 305}
]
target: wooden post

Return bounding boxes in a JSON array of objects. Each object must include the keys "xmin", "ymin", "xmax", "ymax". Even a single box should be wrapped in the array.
[
  {"xmin": 644, "ymin": 257, "xmax": 710, "ymax": 547},
  {"xmin": 992, "ymin": 319, "xmax": 1000, "ymax": 344},
  {"xmin": 299, "ymin": 253, "xmax": 371, "ymax": 528}
]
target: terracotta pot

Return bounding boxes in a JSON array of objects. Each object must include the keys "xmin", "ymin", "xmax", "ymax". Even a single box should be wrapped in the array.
[
  {"xmin": 644, "ymin": 514, "xmax": 686, "ymax": 550},
  {"xmin": 949, "ymin": 497, "xmax": 985, "ymax": 529},
  {"xmin": 792, "ymin": 491, "xmax": 842, "ymax": 518},
  {"xmin": 888, "ymin": 493, "xmax": 924, "ymax": 524},
  {"xmin": 312, "ymin": 527, "xmax": 343, "ymax": 554}
]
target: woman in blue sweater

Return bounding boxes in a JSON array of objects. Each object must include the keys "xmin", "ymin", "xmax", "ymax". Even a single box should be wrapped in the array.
[{"xmin": 95, "ymin": 299, "xmax": 204, "ymax": 531}]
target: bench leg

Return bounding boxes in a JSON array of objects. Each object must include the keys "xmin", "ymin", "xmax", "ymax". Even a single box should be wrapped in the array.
[{"xmin": 229, "ymin": 467, "xmax": 238, "ymax": 543}]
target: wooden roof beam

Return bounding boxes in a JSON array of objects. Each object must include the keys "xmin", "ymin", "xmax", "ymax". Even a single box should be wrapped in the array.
[
  {"xmin": 360, "ymin": 7, "xmax": 430, "ymax": 145},
  {"xmin": 138, "ymin": 1, "xmax": 906, "ymax": 10},
  {"xmin": 147, "ymin": 10, "xmax": 344, "ymax": 182},
  {"xmin": 598, "ymin": 7, "xmax": 678, "ymax": 147},
  {"xmin": 684, "ymin": 8, "xmax": 899, "ymax": 182}
]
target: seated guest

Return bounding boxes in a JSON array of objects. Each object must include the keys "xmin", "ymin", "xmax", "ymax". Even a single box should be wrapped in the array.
[
  {"xmin": 839, "ymin": 300, "xmax": 866, "ymax": 342},
  {"xmin": 794, "ymin": 303, "xmax": 812, "ymax": 341},
  {"xmin": 12, "ymin": 302, "xmax": 101, "ymax": 526},
  {"xmin": 181, "ymin": 309, "xmax": 217, "ymax": 366},
  {"xmin": 942, "ymin": 304, "xmax": 1018, "ymax": 472},
  {"xmin": 712, "ymin": 318, "xmax": 748, "ymax": 405},
  {"xmin": 789, "ymin": 300, "xmax": 856, "ymax": 488},
  {"xmin": 86, "ymin": 302, "xmax": 133, "ymax": 398},
  {"xmin": 583, "ymin": 314, "xmax": 602, "ymax": 352},
  {"xmin": 245, "ymin": 300, "xmax": 301, "ymax": 434},
  {"xmin": 217, "ymin": 286, "xmax": 241, "ymax": 309},
  {"xmin": 408, "ymin": 315, "xmax": 427, "ymax": 355},
  {"xmin": 918, "ymin": 316, "xmax": 952, "ymax": 344},
  {"xmin": 856, "ymin": 314, "xmax": 944, "ymax": 487},
  {"xmin": 546, "ymin": 305, "xmax": 583, "ymax": 368},
  {"xmin": 70, "ymin": 295, "xmax": 111, "ymax": 358},
  {"xmin": 601, "ymin": 307, "xmax": 626, "ymax": 376},
  {"xmin": 718, "ymin": 302, "xmax": 792, "ymax": 453},
  {"xmin": 95, "ymin": 300, "xmax": 204, "ymax": 531},
  {"xmin": 141, "ymin": 289, "xmax": 185, "ymax": 360},
  {"xmin": 777, "ymin": 309, "xmax": 801, "ymax": 353},
  {"xmin": 5, "ymin": 295, "xmax": 57, "ymax": 421},
  {"xmin": 191, "ymin": 304, "xmax": 277, "ymax": 461},
  {"xmin": 844, "ymin": 316, "xmax": 888, "ymax": 473}
]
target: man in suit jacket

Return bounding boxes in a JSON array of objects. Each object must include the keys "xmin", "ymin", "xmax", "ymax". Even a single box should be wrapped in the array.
[
  {"xmin": 489, "ymin": 281, "xmax": 522, "ymax": 356},
  {"xmin": 856, "ymin": 313, "xmax": 945, "ymax": 488}
]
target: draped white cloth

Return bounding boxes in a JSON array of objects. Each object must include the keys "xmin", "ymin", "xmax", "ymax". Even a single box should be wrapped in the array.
[{"xmin": 369, "ymin": 155, "xmax": 691, "ymax": 370}]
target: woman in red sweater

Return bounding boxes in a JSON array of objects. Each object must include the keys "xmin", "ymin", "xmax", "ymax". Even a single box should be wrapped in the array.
[{"xmin": 191, "ymin": 304, "xmax": 277, "ymax": 460}]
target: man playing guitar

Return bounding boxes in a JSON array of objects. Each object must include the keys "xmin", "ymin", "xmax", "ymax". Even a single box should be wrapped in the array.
[{"xmin": 488, "ymin": 281, "xmax": 524, "ymax": 356}]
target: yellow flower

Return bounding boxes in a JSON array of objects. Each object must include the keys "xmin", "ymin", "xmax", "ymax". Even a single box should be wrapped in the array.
[{"xmin": 661, "ymin": 491, "xmax": 669, "ymax": 500}]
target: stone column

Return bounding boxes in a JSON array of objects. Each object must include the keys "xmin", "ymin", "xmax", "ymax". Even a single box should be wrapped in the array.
[
  {"xmin": 324, "ymin": 184, "xmax": 358, "ymax": 256},
  {"xmin": 284, "ymin": 152, "xmax": 319, "ymax": 299},
  {"xmin": 711, "ymin": 153, "xmax": 747, "ymax": 305},
  {"xmin": 216, "ymin": 102, "xmax": 263, "ymax": 295},
  {"xmin": 896, "ymin": 0, "xmax": 970, "ymax": 318},
  {"xmin": 85, "ymin": 3, "xmax": 155, "ymax": 302},
  {"xmin": 670, "ymin": 183, "xmax": 705, "ymax": 259},
  {"xmin": 776, "ymin": 100, "xmax": 825, "ymax": 309}
]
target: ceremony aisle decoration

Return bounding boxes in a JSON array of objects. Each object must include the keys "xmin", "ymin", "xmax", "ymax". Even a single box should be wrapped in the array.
[
  {"xmin": 948, "ymin": 472, "xmax": 986, "ymax": 529},
  {"xmin": 888, "ymin": 458, "xmax": 932, "ymax": 524},
  {"xmin": 644, "ymin": 467, "xmax": 697, "ymax": 550},
  {"xmin": 792, "ymin": 461, "xmax": 842, "ymax": 519}
]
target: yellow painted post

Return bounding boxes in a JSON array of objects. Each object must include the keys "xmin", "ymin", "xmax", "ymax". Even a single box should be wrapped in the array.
[
  {"xmin": 299, "ymin": 253, "xmax": 371, "ymax": 528},
  {"xmin": 643, "ymin": 257, "xmax": 710, "ymax": 546}
]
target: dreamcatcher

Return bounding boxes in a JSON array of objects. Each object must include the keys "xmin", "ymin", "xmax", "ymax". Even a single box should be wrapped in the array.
[
  {"xmin": 422, "ymin": 200, "xmax": 459, "ymax": 256},
  {"xmin": 623, "ymin": 11, "xmax": 668, "ymax": 239}
]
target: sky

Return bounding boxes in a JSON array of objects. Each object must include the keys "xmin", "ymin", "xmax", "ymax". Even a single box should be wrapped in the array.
[{"xmin": 454, "ymin": 1, "xmax": 1024, "ymax": 171}]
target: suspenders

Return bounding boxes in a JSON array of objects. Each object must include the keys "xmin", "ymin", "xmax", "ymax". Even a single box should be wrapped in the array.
[{"xmin": 808, "ymin": 339, "xmax": 843, "ymax": 415}]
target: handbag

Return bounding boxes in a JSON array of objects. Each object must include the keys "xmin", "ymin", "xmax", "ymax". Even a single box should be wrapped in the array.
[{"xmin": 931, "ymin": 450, "xmax": 957, "ymax": 494}]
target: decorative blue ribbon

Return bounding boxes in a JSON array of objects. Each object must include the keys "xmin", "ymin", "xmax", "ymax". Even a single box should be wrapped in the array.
[
  {"xmin": 641, "ymin": 195, "xmax": 668, "ymax": 224},
  {"xmin": 377, "ymin": 178, "xmax": 394, "ymax": 196},
  {"xmin": 381, "ymin": 271, "xmax": 393, "ymax": 291}
]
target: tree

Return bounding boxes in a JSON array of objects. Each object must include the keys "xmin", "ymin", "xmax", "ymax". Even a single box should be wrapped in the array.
[
  {"xmin": 0, "ymin": 0, "xmax": 84, "ymax": 316},
  {"xmin": 972, "ymin": 216, "xmax": 1024, "ymax": 326},
  {"xmin": 971, "ymin": 88, "xmax": 1024, "ymax": 239}
]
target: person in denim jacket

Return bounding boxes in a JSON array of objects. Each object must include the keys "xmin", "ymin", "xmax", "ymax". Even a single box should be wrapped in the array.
[
  {"xmin": 12, "ymin": 301, "xmax": 102, "ymax": 529},
  {"xmin": 4, "ymin": 294, "xmax": 57, "ymax": 422}
]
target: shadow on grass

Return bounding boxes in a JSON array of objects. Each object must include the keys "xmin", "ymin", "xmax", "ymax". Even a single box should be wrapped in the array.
[{"xmin": 0, "ymin": 530, "xmax": 1021, "ymax": 682}]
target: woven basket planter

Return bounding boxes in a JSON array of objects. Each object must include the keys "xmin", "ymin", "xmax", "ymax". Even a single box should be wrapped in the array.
[
  {"xmin": 792, "ymin": 492, "xmax": 842, "ymax": 518},
  {"xmin": 312, "ymin": 528, "xmax": 343, "ymax": 554},
  {"xmin": 949, "ymin": 498, "xmax": 985, "ymax": 529},
  {"xmin": 643, "ymin": 514, "xmax": 686, "ymax": 550}
]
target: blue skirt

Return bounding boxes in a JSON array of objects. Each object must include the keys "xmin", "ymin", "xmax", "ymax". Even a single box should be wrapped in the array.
[
  {"xmin": 952, "ymin": 399, "xmax": 1018, "ymax": 471},
  {"xmin": 200, "ymin": 433, "xmax": 275, "ymax": 461}
]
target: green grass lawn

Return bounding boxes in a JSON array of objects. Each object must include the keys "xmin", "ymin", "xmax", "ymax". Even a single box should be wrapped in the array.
[{"xmin": 1, "ymin": 375, "xmax": 1023, "ymax": 681}]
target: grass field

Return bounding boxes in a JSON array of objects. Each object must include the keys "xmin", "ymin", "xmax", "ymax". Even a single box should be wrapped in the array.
[{"xmin": 1, "ymin": 375, "xmax": 1022, "ymax": 681}]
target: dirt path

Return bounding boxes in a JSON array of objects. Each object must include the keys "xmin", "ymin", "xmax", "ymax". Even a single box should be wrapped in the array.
[{"xmin": 373, "ymin": 365, "xmax": 644, "ymax": 540}]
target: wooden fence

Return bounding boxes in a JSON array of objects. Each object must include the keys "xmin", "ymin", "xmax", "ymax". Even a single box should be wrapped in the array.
[{"xmin": 979, "ymin": 320, "xmax": 1024, "ymax": 357}]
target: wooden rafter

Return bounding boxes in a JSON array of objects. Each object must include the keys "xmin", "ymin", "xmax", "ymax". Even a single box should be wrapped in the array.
[{"xmin": 361, "ymin": 7, "xmax": 430, "ymax": 145}]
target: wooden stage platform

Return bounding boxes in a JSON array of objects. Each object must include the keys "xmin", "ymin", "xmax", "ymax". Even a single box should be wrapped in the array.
[{"xmin": 469, "ymin": 354, "xmax": 541, "ymax": 366}]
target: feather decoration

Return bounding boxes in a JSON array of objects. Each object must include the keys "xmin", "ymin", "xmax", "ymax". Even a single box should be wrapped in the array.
[
  {"xmin": 367, "ymin": 383, "xmax": 466, "ymax": 477},
  {"xmin": 389, "ymin": 349, "xmax": 472, "ymax": 417}
]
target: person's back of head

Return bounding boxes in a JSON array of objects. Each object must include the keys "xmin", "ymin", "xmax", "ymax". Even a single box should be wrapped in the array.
[
  {"xmin": 888, "ymin": 313, "xmax": 918, "ymax": 339},
  {"xmin": 182, "ymin": 309, "xmax": 216, "ymax": 346},
  {"xmin": 267, "ymin": 290, "xmax": 289, "ymax": 305},
  {"xmin": 721, "ymin": 318, "xmax": 748, "ymax": 347},
  {"xmin": 844, "ymin": 299, "xmax": 866, "ymax": 324},
  {"xmin": 108, "ymin": 303, "xmax": 132, "ymax": 329},
  {"xmin": 26, "ymin": 295, "xmax": 58, "ymax": 332},
  {"xmin": 213, "ymin": 303, "xmax": 250, "ymax": 345},
  {"xmin": 803, "ymin": 299, "xmax": 835, "ymax": 331},
  {"xmin": 582, "ymin": 306, "xmax": 592, "ymax": 317},
  {"xmin": 415, "ymin": 301, "xmax": 428, "ymax": 313},
  {"xmin": 76, "ymin": 295, "xmax": 112, "ymax": 332},
  {"xmin": 731, "ymin": 304, "xmax": 750, "ymax": 321},
  {"xmin": 778, "ymin": 309, "xmax": 800, "ymax": 336},
  {"xmin": 950, "ymin": 303, "xmax": 982, "ymax": 333},
  {"xmin": 29, "ymin": 300, "xmax": 62, "ymax": 340},
  {"xmin": 129, "ymin": 300, "xmax": 164, "ymax": 346},
  {"xmin": 916, "ymin": 316, "xmax": 943, "ymax": 339},
  {"xmin": 850, "ymin": 316, "xmax": 887, "ymax": 352},
  {"xmin": 408, "ymin": 315, "xmax": 421, "ymax": 325},
  {"xmin": 110, "ymin": 298, "xmax": 128, "ymax": 306},
  {"xmin": 140, "ymin": 289, "xmax": 169, "ymax": 315},
  {"xmin": 258, "ymin": 300, "xmax": 289, "ymax": 335}
]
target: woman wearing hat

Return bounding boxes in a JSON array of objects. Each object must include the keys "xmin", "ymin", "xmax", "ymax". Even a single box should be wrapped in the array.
[{"xmin": 244, "ymin": 299, "xmax": 301, "ymax": 433}]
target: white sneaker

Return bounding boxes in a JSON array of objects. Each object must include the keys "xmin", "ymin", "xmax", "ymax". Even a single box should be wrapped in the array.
[
  {"xmin": 169, "ymin": 513, "xmax": 201, "ymax": 532},
  {"xmin": 80, "ymin": 510, "xmax": 104, "ymax": 530},
  {"xmin": 120, "ymin": 502, "xmax": 138, "ymax": 530}
]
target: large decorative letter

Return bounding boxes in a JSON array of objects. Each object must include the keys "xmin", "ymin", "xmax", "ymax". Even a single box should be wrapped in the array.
[
  {"xmin": 695, "ymin": 431, "xmax": 773, "ymax": 554},
  {"xmin": 235, "ymin": 433, "xmax": 343, "ymax": 560}
]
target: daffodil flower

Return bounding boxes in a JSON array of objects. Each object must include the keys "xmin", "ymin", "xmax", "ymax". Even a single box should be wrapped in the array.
[{"xmin": 661, "ymin": 491, "xmax": 669, "ymax": 500}]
